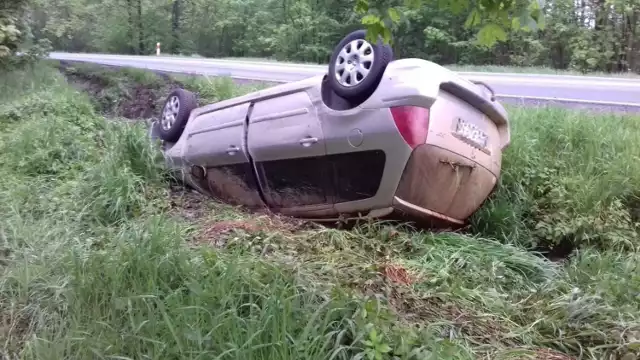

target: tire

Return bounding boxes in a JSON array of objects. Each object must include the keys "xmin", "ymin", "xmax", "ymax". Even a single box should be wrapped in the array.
[
  {"xmin": 158, "ymin": 88, "xmax": 198, "ymax": 143},
  {"xmin": 327, "ymin": 29, "xmax": 393, "ymax": 102}
]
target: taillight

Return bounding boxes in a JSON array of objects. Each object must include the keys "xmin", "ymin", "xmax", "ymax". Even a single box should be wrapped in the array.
[{"xmin": 390, "ymin": 106, "xmax": 430, "ymax": 149}]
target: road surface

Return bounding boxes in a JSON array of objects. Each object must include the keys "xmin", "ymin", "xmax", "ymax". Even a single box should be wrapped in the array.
[{"xmin": 49, "ymin": 52, "xmax": 640, "ymax": 108}]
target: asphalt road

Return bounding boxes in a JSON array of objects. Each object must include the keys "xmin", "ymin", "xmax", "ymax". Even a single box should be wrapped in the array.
[{"xmin": 49, "ymin": 52, "xmax": 640, "ymax": 107}]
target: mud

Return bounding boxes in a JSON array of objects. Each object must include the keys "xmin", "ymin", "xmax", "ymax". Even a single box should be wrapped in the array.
[
  {"xmin": 56, "ymin": 60, "xmax": 180, "ymax": 120},
  {"xmin": 193, "ymin": 214, "xmax": 313, "ymax": 248},
  {"xmin": 119, "ymin": 85, "xmax": 159, "ymax": 119},
  {"xmin": 199, "ymin": 167, "xmax": 267, "ymax": 208}
]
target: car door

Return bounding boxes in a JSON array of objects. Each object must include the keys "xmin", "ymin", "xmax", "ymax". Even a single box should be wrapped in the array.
[
  {"xmin": 247, "ymin": 91, "xmax": 334, "ymax": 215},
  {"xmin": 183, "ymin": 103, "xmax": 265, "ymax": 208}
]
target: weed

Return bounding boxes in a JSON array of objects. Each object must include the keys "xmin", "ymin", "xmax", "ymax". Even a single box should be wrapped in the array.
[
  {"xmin": 471, "ymin": 106, "xmax": 640, "ymax": 251},
  {"xmin": 171, "ymin": 74, "xmax": 270, "ymax": 104}
]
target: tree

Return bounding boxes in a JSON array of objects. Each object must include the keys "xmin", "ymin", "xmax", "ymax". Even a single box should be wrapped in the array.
[
  {"xmin": 357, "ymin": 0, "xmax": 547, "ymax": 47},
  {"xmin": 25, "ymin": 0, "xmax": 640, "ymax": 74},
  {"xmin": 1, "ymin": 0, "xmax": 29, "ymax": 59},
  {"xmin": 1, "ymin": 0, "xmax": 51, "ymax": 68}
]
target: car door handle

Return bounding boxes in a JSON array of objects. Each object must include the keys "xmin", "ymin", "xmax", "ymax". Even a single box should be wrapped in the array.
[
  {"xmin": 227, "ymin": 145, "xmax": 239, "ymax": 155},
  {"xmin": 299, "ymin": 137, "xmax": 318, "ymax": 147}
]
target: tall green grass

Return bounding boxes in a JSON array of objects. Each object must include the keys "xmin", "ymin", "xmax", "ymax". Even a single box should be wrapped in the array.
[
  {"xmin": 1, "ymin": 62, "xmax": 639, "ymax": 360},
  {"xmin": 471, "ymin": 107, "xmax": 640, "ymax": 251},
  {"xmin": 0, "ymin": 63, "xmax": 466, "ymax": 360},
  {"xmin": 171, "ymin": 74, "xmax": 270, "ymax": 103}
]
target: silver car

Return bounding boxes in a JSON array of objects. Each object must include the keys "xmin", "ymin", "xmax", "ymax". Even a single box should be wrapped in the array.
[{"xmin": 150, "ymin": 30, "xmax": 511, "ymax": 226}]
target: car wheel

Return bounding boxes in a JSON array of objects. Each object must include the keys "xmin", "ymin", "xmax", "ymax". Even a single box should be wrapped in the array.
[
  {"xmin": 159, "ymin": 88, "xmax": 198, "ymax": 143},
  {"xmin": 327, "ymin": 29, "xmax": 393, "ymax": 102}
]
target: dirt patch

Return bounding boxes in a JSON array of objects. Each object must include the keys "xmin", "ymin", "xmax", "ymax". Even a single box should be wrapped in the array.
[
  {"xmin": 193, "ymin": 213, "xmax": 313, "ymax": 248},
  {"xmin": 164, "ymin": 179, "xmax": 313, "ymax": 247},
  {"xmin": 380, "ymin": 263, "xmax": 416, "ymax": 285},
  {"xmin": 534, "ymin": 348, "xmax": 575, "ymax": 360},
  {"xmin": 56, "ymin": 60, "xmax": 179, "ymax": 120},
  {"xmin": 0, "ymin": 310, "xmax": 32, "ymax": 359},
  {"xmin": 119, "ymin": 85, "xmax": 160, "ymax": 119},
  {"xmin": 166, "ymin": 184, "xmax": 213, "ymax": 221}
]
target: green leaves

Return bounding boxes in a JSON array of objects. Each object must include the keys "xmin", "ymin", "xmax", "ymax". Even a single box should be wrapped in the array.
[
  {"xmin": 477, "ymin": 23, "xmax": 507, "ymax": 44},
  {"xmin": 464, "ymin": 8, "xmax": 482, "ymax": 27},
  {"xmin": 360, "ymin": 0, "xmax": 546, "ymax": 47},
  {"xmin": 361, "ymin": 14, "xmax": 379, "ymax": 25},
  {"xmin": 354, "ymin": 0, "xmax": 369, "ymax": 14},
  {"xmin": 0, "ymin": 1, "xmax": 28, "ymax": 65},
  {"xmin": 19, "ymin": 0, "xmax": 639, "ymax": 75},
  {"xmin": 356, "ymin": 0, "xmax": 400, "ymax": 44},
  {"xmin": 359, "ymin": 14, "xmax": 389, "ymax": 44},
  {"xmin": 448, "ymin": 0, "xmax": 471, "ymax": 14},
  {"xmin": 387, "ymin": 8, "xmax": 400, "ymax": 23}
]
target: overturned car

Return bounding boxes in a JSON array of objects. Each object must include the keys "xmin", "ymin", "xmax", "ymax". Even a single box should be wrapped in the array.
[{"xmin": 150, "ymin": 29, "xmax": 511, "ymax": 226}]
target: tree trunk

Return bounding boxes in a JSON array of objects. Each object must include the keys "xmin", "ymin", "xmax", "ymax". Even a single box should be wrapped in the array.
[
  {"xmin": 138, "ymin": 0, "xmax": 144, "ymax": 54},
  {"xmin": 126, "ymin": 0, "xmax": 135, "ymax": 54},
  {"xmin": 171, "ymin": 0, "xmax": 181, "ymax": 53},
  {"xmin": 594, "ymin": 0, "xmax": 607, "ymax": 32},
  {"xmin": 626, "ymin": 10, "xmax": 637, "ymax": 72}
]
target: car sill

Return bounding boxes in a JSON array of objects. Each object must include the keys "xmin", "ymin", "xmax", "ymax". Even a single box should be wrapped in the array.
[
  {"xmin": 392, "ymin": 196, "xmax": 464, "ymax": 225},
  {"xmin": 302, "ymin": 207, "xmax": 394, "ymax": 223}
]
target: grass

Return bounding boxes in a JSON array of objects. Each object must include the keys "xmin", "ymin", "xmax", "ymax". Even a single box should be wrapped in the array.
[
  {"xmin": 170, "ymin": 73, "xmax": 273, "ymax": 103},
  {"xmin": 471, "ymin": 106, "xmax": 640, "ymax": 252},
  {"xmin": 0, "ymin": 62, "xmax": 639, "ymax": 360}
]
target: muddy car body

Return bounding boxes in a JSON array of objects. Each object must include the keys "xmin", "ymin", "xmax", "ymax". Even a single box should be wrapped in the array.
[{"xmin": 150, "ymin": 30, "xmax": 511, "ymax": 226}]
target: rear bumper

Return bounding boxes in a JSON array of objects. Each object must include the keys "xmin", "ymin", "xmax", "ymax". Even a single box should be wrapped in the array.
[{"xmin": 392, "ymin": 144, "xmax": 497, "ymax": 223}]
